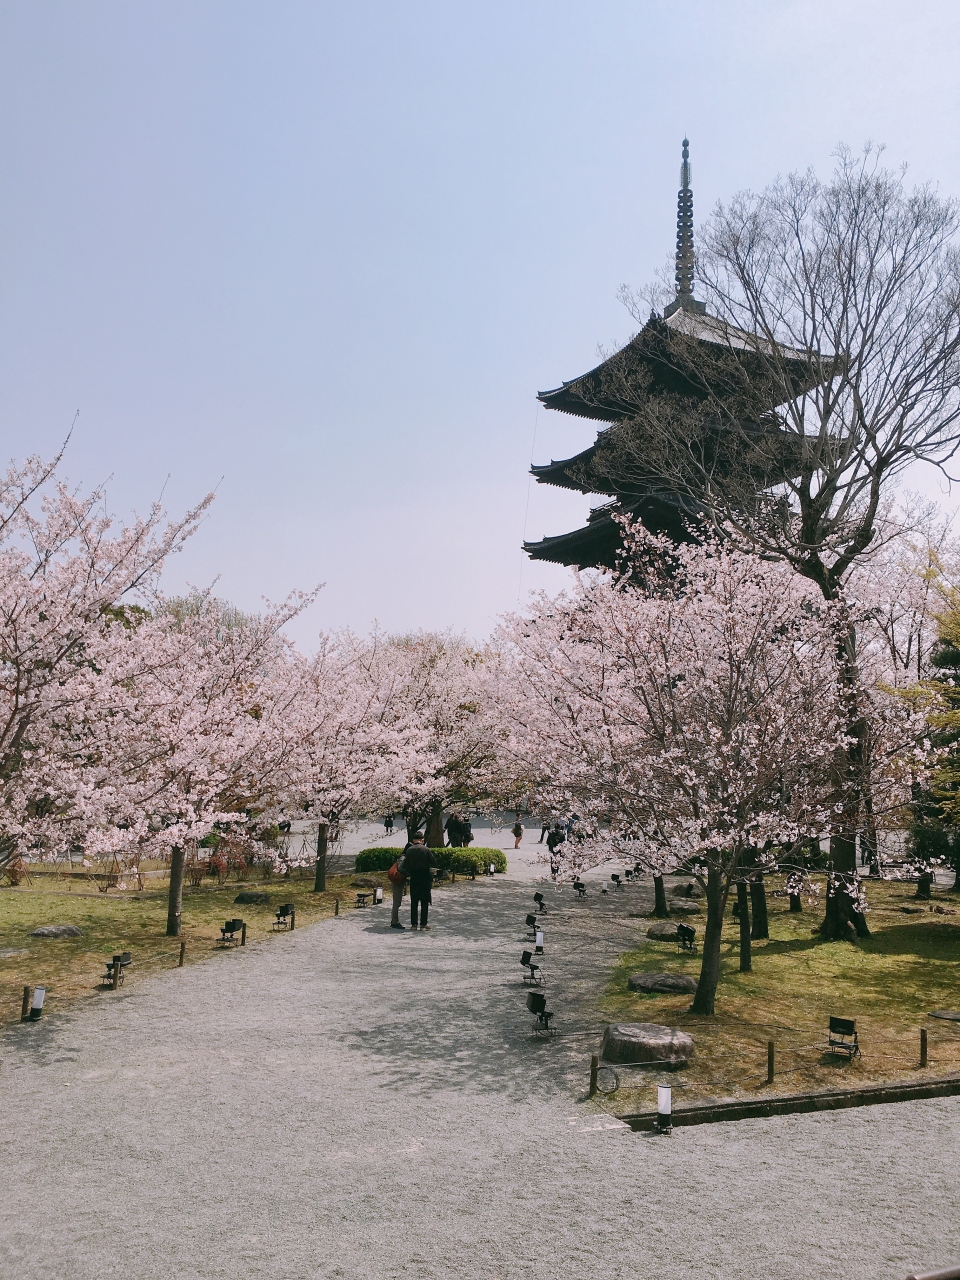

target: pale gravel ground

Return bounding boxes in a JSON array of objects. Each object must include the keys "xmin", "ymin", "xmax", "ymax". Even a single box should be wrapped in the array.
[{"xmin": 1, "ymin": 875, "xmax": 959, "ymax": 1280}]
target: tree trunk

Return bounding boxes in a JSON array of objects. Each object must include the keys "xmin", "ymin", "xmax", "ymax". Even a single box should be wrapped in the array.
[
  {"xmin": 789, "ymin": 893, "xmax": 802, "ymax": 913},
  {"xmin": 819, "ymin": 873, "xmax": 871, "ymax": 940},
  {"xmin": 690, "ymin": 866, "xmax": 725, "ymax": 1016},
  {"xmin": 166, "ymin": 845, "xmax": 185, "ymax": 937},
  {"xmin": 653, "ymin": 874, "xmax": 669, "ymax": 918},
  {"xmin": 425, "ymin": 801, "xmax": 445, "ymax": 850},
  {"xmin": 313, "ymin": 822, "xmax": 328, "ymax": 893},
  {"xmin": 737, "ymin": 881, "xmax": 752, "ymax": 972},
  {"xmin": 916, "ymin": 870, "xmax": 932, "ymax": 900},
  {"xmin": 749, "ymin": 875, "xmax": 769, "ymax": 940}
]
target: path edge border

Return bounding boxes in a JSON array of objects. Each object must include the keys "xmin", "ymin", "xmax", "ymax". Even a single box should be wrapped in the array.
[{"xmin": 618, "ymin": 1072, "xmax": 960, "ymax": 1131}]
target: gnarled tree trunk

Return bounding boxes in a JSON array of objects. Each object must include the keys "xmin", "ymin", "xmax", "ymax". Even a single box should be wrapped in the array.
[
  {"xmin": 749, "ymin": 874, "xmax": 769, "ymax": 940},
  {"xmin": 313, "ymin": 822, "xmax": 328, "ymax": 893},
  {"xmin": 166, "ymin": 845, "xmax": 185, "ymax": 937},
  {"xmin": 653, "ymin": 874, "xmax": 669, "ymax": 918},
  {"xmin": 690, "ymin": 866, "xmax": 724, "ymax": 1015},
  {"xmin": 738, "ymin": 881, "xmax": 752, "ymax": 971}
]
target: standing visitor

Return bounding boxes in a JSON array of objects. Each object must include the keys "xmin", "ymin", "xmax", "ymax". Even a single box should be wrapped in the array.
[
  {"xmin": 538, "ymin": 822, "xmax": 549, "ymax": 843},
  {"xmin": 384, "ymin": 814, "xmax": 394, "ymax": 836},
  {"xmin": 387, "ymin": 849, "xmax": 407, "ymax": 929},
  {"xmin": 444, "ymin": 813, "xmax": 463, "ymax": 847},
  {"xmin": 512, "ymin": 817, "xmax": 524, "ymax": 849},
  {"xmin": 546, "ymin": 824, "xmax": 565, "ymax": 880},
  {"xmin": 404, "ymin": 835, "xmax": 437, "ymax": 931}
]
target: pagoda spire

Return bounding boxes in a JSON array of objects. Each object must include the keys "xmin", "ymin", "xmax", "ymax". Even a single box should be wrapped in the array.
[{"xmin": 665, "ymin": 137, "xmax": 706, "ymax": 317}]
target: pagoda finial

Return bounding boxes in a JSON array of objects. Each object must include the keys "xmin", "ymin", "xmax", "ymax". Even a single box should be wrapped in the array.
[{"xmin": 665, "ymin": 138, "xmax": 706, "ymax": 317}]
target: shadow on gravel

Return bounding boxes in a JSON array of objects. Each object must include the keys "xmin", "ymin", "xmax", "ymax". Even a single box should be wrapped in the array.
[{"xmin": 339, "ymin": 877, "xmax": 653, "ymax": 1103}]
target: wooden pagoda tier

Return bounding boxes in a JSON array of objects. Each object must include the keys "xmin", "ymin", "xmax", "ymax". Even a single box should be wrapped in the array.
[{"xmin": 523, "ymin": 143, "xmax": 824, "ymax": 572}]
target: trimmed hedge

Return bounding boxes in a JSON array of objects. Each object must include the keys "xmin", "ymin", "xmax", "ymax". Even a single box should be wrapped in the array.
[{"xmin": 355, "ymin": 847, "xmax": 507, "ymax": 876}]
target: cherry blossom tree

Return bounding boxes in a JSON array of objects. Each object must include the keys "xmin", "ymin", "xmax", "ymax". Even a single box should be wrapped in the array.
[
  {"xmin": 0, "ymin": 452, "xmax": 211, "ymax": 877},
  {"xmin": 372, "ymin": 631, "xmax": 513, "ymax": 845},
  {"xmin": 502, "ymin": 529, "xmax": 871, "ymax": 1014}
]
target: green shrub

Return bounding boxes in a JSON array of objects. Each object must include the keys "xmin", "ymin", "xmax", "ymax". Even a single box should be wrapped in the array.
[{"xmin": 354, "ymin": 846, "xmax": 507, "ymax": 876}]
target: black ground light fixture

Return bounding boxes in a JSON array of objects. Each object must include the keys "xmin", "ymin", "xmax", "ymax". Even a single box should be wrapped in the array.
[
  {"xmin": 574, "ymin": 880, "xmax": 586, "ymax": 898},
  {"xmin": 520, "ymin": 950, "xmax": 544, "ymax": 984},
  {"xmin": 535, "ymin": 928, "xmax": 544, "ymax": 955},
  {"xmin": 533, "ymin": 891, "xmax": 545, "ymax": 912},
  {"xmin": 611, "ymin": 873, "xmax": 622, "ymax": 890},
  {"xmin": 655, "ymin": 1084, "xmax": 672, "ymax": 1135},
  {"xmin": 525, "ymin": 913, "xmax": 538, "ymax": 937},
  {"xmin": 29, "ymin": 986, "xmax": 46, "ymax": 1021},
  {"xmin": 526, "ymin": 990, "xmax": 555, "ymax": 1034}
]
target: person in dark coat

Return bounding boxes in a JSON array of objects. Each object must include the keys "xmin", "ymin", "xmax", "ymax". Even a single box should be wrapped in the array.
[{"xmin": 403, "ymin": 834, "xmax": 437, "ymax": 930}]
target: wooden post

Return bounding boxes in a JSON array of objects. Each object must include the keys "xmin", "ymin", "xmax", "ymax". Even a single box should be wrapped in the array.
[
  {"xmin": 21, "ymin": 985, "xmax": 30, "ymax": 1021},
  {"xmin": 589, "ymin": 1054, "xmax": 599, "ymax": 1098},
  {"xmin": 112, "ymin": 955, "xmax": 121, "ymax": 990},
  {"xmin": 921, "ymin": 1027, "xmax": 928, "ymax": 1068},
  {"xmin": 334, "ymin": 897, "xmax": 339, "ymax": 916},
  {"xmin": 178, "ymin": 940, "xmax": 186, "ymax": 967},
  {"xmin": 767, "ymin": 1040, "xmax": 775, "ymax": 1084},
  {"xmin": 240, "ymin": 922, "xmax": 247, "ymax": 947},
  {"xmin": 290, "ymin": 905, "xmax": 296, "ymax": 931}
]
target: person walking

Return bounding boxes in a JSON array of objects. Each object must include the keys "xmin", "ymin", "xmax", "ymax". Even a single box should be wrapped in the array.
[
  {"xmin": 403, "ymin": 834, "xmax": 436, "ymax": 931},
  {"xmin": 387, "ymin": 849, "xmax": 407, "ymax": 929},
  {"xmin": 538, "ymin": 822, "xmax": 549, "ymax": 844},
  {"xmin": 384, "ymin": 814, "xmax": 394, "ymax": 836},
  {"xmin": 512, "ymin": 817, "xmax": 524, "ymax": 849},
  {"xmin": 546, "ymin": 824, "xmax": 565, "ymax": 880}
]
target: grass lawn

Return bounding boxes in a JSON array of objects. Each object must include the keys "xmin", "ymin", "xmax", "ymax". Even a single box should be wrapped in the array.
[
  {"xmin": 0, "ymin": 866, "xmax": 395, "ymax": 1027},
  {"xmin": 601, "ymin": 876, "xmax": 960, "ymax": 1111}
]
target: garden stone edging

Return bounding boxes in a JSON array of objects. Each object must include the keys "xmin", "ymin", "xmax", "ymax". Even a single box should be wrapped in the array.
[{"xmin": 618, "ymin": 1073, "xmax": 960, "ymax": 1131}]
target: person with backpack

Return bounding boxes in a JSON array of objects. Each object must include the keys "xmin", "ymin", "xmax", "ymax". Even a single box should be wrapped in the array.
[
  {"xmin": 403, "ymin": 834, "xmax": 437, "ymax": 931},
  {"xmin": 387, "ymin": 848, "xmax": 407, "ymax": 929},
  {"xmin": 512, "ymin": 817, "xmax": 524, "ymax": 849}
]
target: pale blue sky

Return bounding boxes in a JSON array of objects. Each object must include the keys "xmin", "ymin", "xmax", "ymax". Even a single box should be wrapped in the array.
[{"xmin": 1, "ymin": 1, "xmax": 958, "ymax": 646}]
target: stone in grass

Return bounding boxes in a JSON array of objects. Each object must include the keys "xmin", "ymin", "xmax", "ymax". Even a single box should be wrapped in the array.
[
  {"xmin": 601, "ymin": 1022, "xmax": 694, "ymax": 1067},
  {"xmin": 900, "ymin": 905, "xmax": 925, "ymax": 914},
  {"xmin": 234, "ymin": 891, "xmax": 271, "ymax": 905},
  {"xmin": 628, "ymin": 972, "xmax": 698, "ymax": 995},
  {"xmin": 351, "ymin": 877, "xmax": 379, "ymax": 888},
  {"xmin": 30, "ymin": 924, "xmax": 82, "ymax": 938},
  {"xmin": 671, "ymin": 881, "xmax": 705, "ymax": 898},
  {"xmin": 646, "ymin": 921, "xmax": 681, "ymax": 941},
  {"xmin": 669, "ymin": 900, "xmax": 702, "ymax": 914},
  {"xmin": 0, "ymin": 948, "xmax": 29, "ymax": 961}
]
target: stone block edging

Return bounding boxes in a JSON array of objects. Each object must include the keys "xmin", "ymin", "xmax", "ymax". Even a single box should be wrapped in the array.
[{"xmin": 618, "ymin": 1073, "xmax": 960, "ymax": 1131}]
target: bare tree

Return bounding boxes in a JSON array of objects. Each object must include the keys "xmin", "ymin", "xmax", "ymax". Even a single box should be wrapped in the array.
[{"xmin": 589, "ymin": 146, "xmax": 960, "ymax": 889}]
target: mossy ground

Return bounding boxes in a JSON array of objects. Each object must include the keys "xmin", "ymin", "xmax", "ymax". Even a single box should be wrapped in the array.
[
  {"xmin": 0, "ymin": 865, "xmax": 392, "ymax": 1027},
  {"xmin": 602, "ymin": 876, "xmax": 960, "ymax": 1109}
]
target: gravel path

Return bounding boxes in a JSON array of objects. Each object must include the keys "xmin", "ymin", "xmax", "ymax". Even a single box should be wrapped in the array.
[{"xmin": 1, "ymin": 874, "xmax": 959, "ymax": 1280}]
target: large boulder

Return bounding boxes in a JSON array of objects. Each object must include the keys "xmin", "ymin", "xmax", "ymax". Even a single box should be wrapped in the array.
[
  {"xmin": 30, "ymin": 924, "xmax": 82, "ymax": 938},
  {"xmin": 600, "ymin": 1022, "xmax": 694, "ymax": 1067},
  {"xmin": 628, "ymin": 972, "xmax": 698, "ymax": 995},
  {"xmin": 669, "ymin": 900, "xmax": 702, "ymax": 914},
  {"xmin": 671, "ymin": 881, "xmax": 705, "ymax": 898},
  {"xmin": 646, "ymin": 921, "xmax": 680, "ymax": 941},
  {"xmin": 234, "ymin": 891, "xmax": 270, "ymax": 905},
  {"xmin": 351, "ymin": 877, "xmax": 379, "ymax": 888}
]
